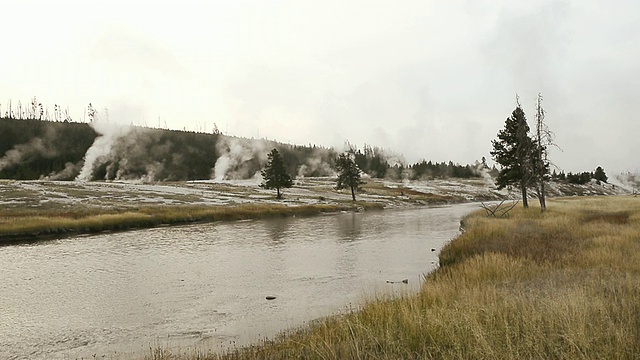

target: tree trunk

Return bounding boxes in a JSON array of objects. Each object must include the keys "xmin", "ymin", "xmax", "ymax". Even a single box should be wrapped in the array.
[
  {"xmin": 521, "ymin": 180, "xmax": 529, "ymax": 208},
  {"xmin": 350, "ymin": 184, "xmax": 356, "ymax": 201},
  {"xmin": 539, "ymin": 181, "xmax": 546, "ymax": 212},
  {"xmin": 535, "ymin": 93, "xmax": 547, "ymax": 213},
  {"xmin": 277, "ymin": 187, "xmax": 281, "ymax": 199}
]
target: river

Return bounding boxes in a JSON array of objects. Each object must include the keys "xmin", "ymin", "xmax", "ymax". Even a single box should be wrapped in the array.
[{"xmin": 0, "ymin": 203, "xmax": 477, "ymax": 359}]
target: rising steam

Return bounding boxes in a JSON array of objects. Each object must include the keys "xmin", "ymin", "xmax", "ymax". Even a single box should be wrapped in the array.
[
  {"xmin": 42, "ymin": 162, "xmax": 82, "ymax": 181},
  {"xmin": 0, "ymin": 127, "xmax": 59, "ymax": 172},
  {"xmin": 297, "ymin": 148, "xmax": 336, "ymax": 178},
  {"xmin": 212, "ymin": 137, "xmax": 270, "ymax": 181},
  {"xmin": 76, "ymin": 119, "xmax": 132, "ymax": 181}
]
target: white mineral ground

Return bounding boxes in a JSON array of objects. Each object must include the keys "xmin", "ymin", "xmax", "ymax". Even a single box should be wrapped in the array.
[{"xmin": 0, "ymin": 177, "xmax": 632, "ymax": 212}]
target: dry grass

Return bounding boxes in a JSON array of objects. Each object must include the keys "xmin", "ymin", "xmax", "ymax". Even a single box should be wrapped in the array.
[
  {"xmin": 0, "ymin": 202, "xmax": 382, "ymax": 243},
  {"xmin": 147, "ymin": 196, "xmax": 640, "ymax": 359}
]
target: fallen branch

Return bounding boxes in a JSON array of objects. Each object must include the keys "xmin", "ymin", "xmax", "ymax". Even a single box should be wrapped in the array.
[{"xmin": 481, "ymin": 200, "xmax": 520, "ymax": 218}]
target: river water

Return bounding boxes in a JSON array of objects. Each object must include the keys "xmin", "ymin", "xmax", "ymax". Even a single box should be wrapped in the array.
[{"xmin": 0, "ymin": 203, "xmax": 476, "ymax": 359}]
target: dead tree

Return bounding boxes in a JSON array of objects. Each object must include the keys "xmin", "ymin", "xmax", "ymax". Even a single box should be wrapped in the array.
[
  {"xmin": 533, "ymin": 93, "xmax": 557, "ymax": 213},
  {"xmin": 481, "ymin": 200, "xmax": 520, "ymax": 218}
]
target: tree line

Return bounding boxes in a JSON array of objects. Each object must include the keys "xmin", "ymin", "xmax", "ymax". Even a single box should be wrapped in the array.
[
  {"xmin": 2, "ymin": 103, "xmax": 614, "ymax": 198},
  {"xmin": 551, "ymin": 166, "xmax": 608, "ymax": 185},
  {"xmin": 408, "ymin": 160, "xmax": 482, "ymax": 179},
  {"xmin": 1, "ymin": 116, "xmax": 489, "ymax": 182}
]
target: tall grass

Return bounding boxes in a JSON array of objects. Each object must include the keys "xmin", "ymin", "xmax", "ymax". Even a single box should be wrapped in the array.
[
  {"xmin": 0, "ymin": 202, "xmax": 383, "ymax": 242},
  {"xmin": 148, "ymin": 196, "xmax": 640, "ymax": 359}
]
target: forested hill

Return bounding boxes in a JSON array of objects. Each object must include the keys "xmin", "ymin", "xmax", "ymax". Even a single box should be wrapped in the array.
[
  {"xmin": 0, "ymin": 117, "xmax": 338, "ymax": 181},
  {"xmin": 0, "ymin": 117, "xmax": 485, "ymax": 182},
  {"xmin": 0, "ymin": 118, "xmax": 96, "ymax": 179},
  {"xmin": 0, "ymin": 117, "xmax": 326, "ymax": 181}
]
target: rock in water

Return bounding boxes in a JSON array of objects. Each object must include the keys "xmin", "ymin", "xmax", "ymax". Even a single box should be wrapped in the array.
[{"xmin": 266, "ymin": 296, "xmax": 276, "ymax": 300}]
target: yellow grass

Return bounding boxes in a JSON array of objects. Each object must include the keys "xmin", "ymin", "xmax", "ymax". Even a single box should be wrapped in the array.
[
  {"xmin": 0, "ymin": 202, "xmax": 383, "ymax": 242},
  {"xmin": 147, "ymin": 196, "xmax": 640, "ymax": 359}
]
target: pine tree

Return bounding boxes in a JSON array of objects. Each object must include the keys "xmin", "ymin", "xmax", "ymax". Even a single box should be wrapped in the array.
[
  {"xmin": 490, "ymin": 102, "xmax": 533, "ymax": 208},
  {"xmin": 260, "ymin": 148, "xmax": 292, "ymax": 199},
  {"xmin": 335, "ymin": 153, "xmax": 365, "ymax": 201},
  {"xmin": 594, "ymin": 166, "xmax": 608, "ymax": 183}
]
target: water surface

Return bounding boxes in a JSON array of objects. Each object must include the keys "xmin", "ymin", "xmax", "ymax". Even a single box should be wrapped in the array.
[{"xmin": 0, "ymin": 204, "xmax": 476, "ymax": 359}]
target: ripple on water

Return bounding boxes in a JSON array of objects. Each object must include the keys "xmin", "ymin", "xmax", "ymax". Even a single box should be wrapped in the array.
[{"xmin": 0, "ymin": 203, "xmax": 478, "ymax": 359}]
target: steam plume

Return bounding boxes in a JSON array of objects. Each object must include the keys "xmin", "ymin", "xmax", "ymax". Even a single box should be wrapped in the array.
[
  {"xmin": 212, "ymin": 137, "xmax": 270, "ymax": 181},
  {"xmin": 0, "ymin": 127, "xmax": 59, "ymax": 171},
  {"xmin": 76, "ymin": 119, "xmax": 132, "ymax": 181}
]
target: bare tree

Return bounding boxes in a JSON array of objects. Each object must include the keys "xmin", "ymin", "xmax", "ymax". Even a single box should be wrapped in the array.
[
  {"xmin": 63, "ymin": 107, "xmax": 72, "ymax": 122},
  {"xmin": 30, "ymin": 96, "xmax": 38, "ymax": 119},
  {"xmin": 533, "ymin": 93, "xmax": 555, "ymax": 212},
  {"xmin": 87, "ymin": 103, "xmax": 97, "ymax": 122}
]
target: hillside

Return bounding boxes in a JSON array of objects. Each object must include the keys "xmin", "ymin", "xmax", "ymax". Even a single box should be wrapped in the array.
[
  {"xmin": 1, "ymin": 117, "xmax": 637, "ymax": 195},
  {"xmin": 0, "ymin": 117, "xmax": 335, "ymax": 181},
  {"xmin": 0, "ymin": 117, "xmax": 477, "ymax": 182}
]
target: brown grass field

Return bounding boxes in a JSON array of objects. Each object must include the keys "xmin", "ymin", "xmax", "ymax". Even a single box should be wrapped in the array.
[{"xmin": 145, "ymin": 195, "xmax": 640, "ymax": 359}]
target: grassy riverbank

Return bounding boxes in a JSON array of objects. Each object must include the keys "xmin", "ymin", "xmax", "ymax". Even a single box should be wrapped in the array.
[
  {"xmin": 0, "ymin": 177, "xmax": 493, "ymax": 243},
  {"xmin": 1, "ymin": 177, "xmax": 627, "ymax": 244},
  {"xmin": 148, "ymin": 195, "xmax": 640, "ymax": 359},
  {"xmin": 0, "ymin": 202, "xmax": 383, "ymax": 243}
]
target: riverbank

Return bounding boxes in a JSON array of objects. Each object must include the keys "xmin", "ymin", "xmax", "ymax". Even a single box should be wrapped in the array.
[
  {"xmin": 0, "ymin": 177, "xmax": 627, "ymax": 243},
  {"xmin": 0, "ymin": 202, "xmax": 385, "ymax": 244},
  {"xmin": 0, "ymin": 177, "xmax": 481, "ymax": 243},
  {"xmin": 0, "ymin": 177, "xmax": 415, "ymax": 243},
  {"xmin": 148, "ymin": 195, "xmax": 640, "ymax": 359}
]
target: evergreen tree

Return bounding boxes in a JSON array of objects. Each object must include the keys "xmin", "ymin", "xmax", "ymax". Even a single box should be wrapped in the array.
[
  {"xmin": 594, "ymin": 166, "xmax": 608, "ymax": 183},
  {"xmin": 335, "ymin": 153, "xmax": 365, "ymax": 201},
  {"xmin": 260, "ymin": 148, "xmax": 292, "ymax": 199},
  {"xmin": 490, "ymin": 103, "xmax": 533, "ymax": 208}
]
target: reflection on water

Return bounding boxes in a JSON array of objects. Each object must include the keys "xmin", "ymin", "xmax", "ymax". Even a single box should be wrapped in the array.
[
  {"xmin": 266, "ymin": 217, "xmax": 292, "ymax": 246},
  {"xmin": 337, "ymin": 212, "xmax": 363, "ymax": 241},
  {"xmin": 0, "ymin": 203, "xmax": 477, "ymax": 359}
]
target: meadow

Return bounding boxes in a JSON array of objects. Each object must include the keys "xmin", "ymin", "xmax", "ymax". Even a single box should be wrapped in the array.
[{"xmin": 145, "ymin": 195, "xmax": 640, "ymax": 359}]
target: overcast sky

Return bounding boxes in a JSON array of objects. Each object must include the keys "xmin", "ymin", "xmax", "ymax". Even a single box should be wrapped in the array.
[{"xmin": 1, "ymin": 0, "xmax": 638, "ymax": 174}]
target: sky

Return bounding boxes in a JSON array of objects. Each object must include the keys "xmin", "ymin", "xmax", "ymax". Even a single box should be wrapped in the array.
[{"xmin": 1, "ymin": 0, "xmax": 639, "ymax": 174}]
